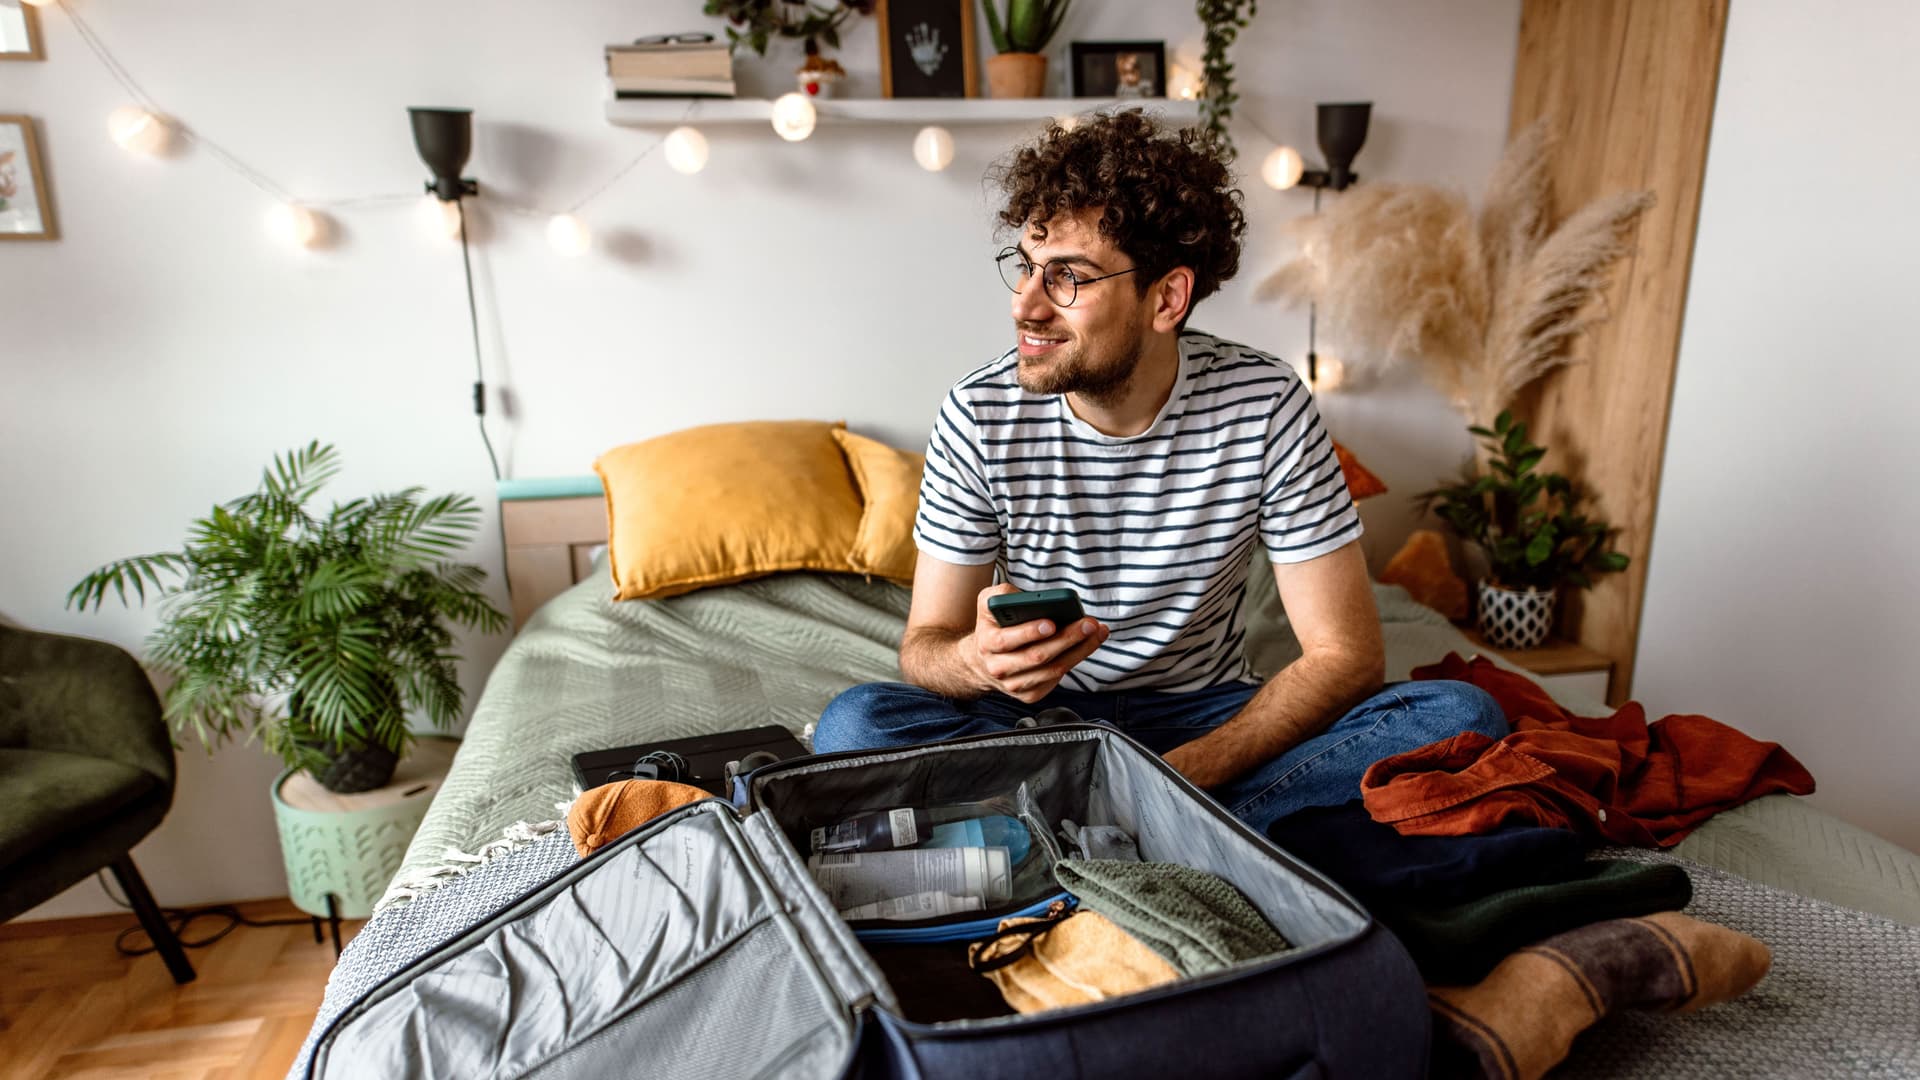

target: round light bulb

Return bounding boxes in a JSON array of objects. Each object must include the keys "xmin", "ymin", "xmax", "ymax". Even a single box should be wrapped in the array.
[
  {"xmin": 1167, "ymin": 65, "xmax": 1203, "ymax": 102},
  {"xmin": 266, "ymin": 203, "xmax": 320, "ymax": 248},
  {"xmin": 1261, "ymin": 145, "xmax": 1306, "ymax": 191},
  {"xmin": 663, "ymin": 126, "xmax": 709, "ymax": 175},
  {"xmin": 770, "ymin": 92, "xmax": 817, "ymax": 142},
  {"xmin": 107, "ymin": 106, "xmax": 168, "ymax": 155},
  {"xmin": 416, "ymin": 195, "xmax": 464, "ymax": 241},
  {"xmin": 1312, "ymin": 355, "xmax": 1347, "ymax": 392},
  {"xmin": 546, "ymin": 213, "xmax": 591, "ymax": 256},
  {"xmin": 912, "ymin": 126, "xmax": 955, "ymax": 172}
]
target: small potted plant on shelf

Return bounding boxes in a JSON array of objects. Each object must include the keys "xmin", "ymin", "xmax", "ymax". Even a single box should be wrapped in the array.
[
  {"xmin": 69, "ymin": 442, "xmax": 508, "ymax": 794},
  {"xmin": 984, "ymin": 0, "xmax": 1071, "ymax": 99},
  {"xmin": 706, "ymin": 0, "xmax": 872, "ymax": 95},
  {"xmin": 1416, "ymin": 411, "xmax": 1630, "ymax": 650}
]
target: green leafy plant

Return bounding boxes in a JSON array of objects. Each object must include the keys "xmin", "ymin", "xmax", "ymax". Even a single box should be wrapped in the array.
[
  {"xmin": 983, "ymin": 0, "xmax": 1071, "ymax": 54},
  {"xmin": 705, "ymin": 0, "xmax": 875, "ymax": 56},
  {"xmin": 1416, "ymin": 411, "xmax": 1630, "ymax": 592},
  {"xmin": 68, "ymin": 443, "xmax": 507, "ymax": 783},
  {"xmin": 1197, "ymin": 0, "xmax": 1257, "ymax": 157}
]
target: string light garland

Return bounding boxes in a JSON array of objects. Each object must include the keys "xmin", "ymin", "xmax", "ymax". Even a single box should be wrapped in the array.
[
  {"xmin": 50, "ymin": 0, "xmax": 692, "ymax": 255},
  {"xmin": 50, "ymin": 0, "xmax": 974, "ymax": 259}
]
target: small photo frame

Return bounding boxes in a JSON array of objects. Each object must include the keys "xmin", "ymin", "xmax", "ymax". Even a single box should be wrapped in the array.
[
  {"xmin": 878, "ymin": 0, "xmax": 978, "ymax": 99},
  {"xmin": 1069, "ymin": 41, "xmax": 1167, "ymax": 99},
  {"xmin": 1, "ymin": 3, "xmax": 46, "ymax": 62},
  {"xmin": 0, "ymin": 115, "xmax": 57, "ymax": 241}
]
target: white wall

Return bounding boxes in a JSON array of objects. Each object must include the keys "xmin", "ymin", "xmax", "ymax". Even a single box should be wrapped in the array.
[
  {"xmin": 1635, "ymin": 0, "xmax": 1920, "ymax": 853},
  {"xmin": 1, "ymin": 0, "xmax": 1518, "ymax": 917}
]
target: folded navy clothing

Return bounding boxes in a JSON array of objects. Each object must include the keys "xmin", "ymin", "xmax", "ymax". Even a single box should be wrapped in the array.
[{"xmin": 1266, "ymin": 800, "xmax": 1588, "ymax": 907}]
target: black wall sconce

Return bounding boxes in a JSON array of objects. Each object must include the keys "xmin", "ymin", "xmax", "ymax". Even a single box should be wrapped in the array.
[
  {"xmin": 408, "ymin": 107, "xmax": 499, "ymax": 481},
  {"xmin": 1259, "ymin": 102, "xmax": 1373, "ymax": 388}
]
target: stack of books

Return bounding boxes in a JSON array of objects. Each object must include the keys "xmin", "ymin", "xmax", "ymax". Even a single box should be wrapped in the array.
[{"xmin": 606, "ymin": 38, "xmax": 735, "ymax": 99}]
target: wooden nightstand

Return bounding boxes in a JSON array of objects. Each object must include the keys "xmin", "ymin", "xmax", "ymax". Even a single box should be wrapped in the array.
[{"xmin": 1461, "ymin": 628, "xmax": 1614, "ymax": 705}]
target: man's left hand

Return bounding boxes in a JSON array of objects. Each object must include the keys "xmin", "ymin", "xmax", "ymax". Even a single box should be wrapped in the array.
[{"xmin": 1161, "ymin": 740, "xmax": 1234, "ymax": 790}]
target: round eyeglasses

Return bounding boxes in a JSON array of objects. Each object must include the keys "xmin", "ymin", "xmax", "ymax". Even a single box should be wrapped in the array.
[{"xmin": 996, "ymin": 247, "xmax": 1143, "ymax": 308}]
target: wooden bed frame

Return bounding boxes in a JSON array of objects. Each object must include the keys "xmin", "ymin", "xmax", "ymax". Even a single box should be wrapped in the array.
[{"xmin": 498, "ymin": 478, "xmax": 610, "ymax": 629}]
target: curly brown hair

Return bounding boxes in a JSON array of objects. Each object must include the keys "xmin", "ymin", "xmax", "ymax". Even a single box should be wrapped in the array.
[{"xmin": 991, "ymin": 110, "xmax": 1246, "ymax": 322}]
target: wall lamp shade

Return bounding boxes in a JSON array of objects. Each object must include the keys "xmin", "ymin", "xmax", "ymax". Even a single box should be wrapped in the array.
[
  {"xmin": 1313, "ymin": 102, "xmax": 1371, "ymax": 191},
  {"xmin": 409, "ymin": 107, "xmax": 478, "ymax": 201}
]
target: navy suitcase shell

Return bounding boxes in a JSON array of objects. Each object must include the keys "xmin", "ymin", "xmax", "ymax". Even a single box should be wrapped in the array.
[{"xmin": 306, "ymin": 725, "xmax": 1429, "ymax": 1079}]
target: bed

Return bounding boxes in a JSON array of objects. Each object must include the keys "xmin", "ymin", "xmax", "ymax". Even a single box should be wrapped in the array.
[{"xmin": 299, "ymin": 486, "xmax": 1920, "ymax": 1078}]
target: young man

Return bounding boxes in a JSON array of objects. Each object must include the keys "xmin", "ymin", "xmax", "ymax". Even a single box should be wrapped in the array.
[{"xmin": 814, "ymin": 112, "xmax": 1504, "ymax": 831}]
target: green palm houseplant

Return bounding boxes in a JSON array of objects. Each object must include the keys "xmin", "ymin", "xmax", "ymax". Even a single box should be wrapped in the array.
[
  {"xmin": 983, "ymin": 0, "xmax": 1071, "ymax": 98},
  {"xmin": 1417, "ymin": 411, "xmax": 1630, "ymax": 650},
  {"xmin": 69, "ymin": 443, "xmax": 507, "ymax": 793}
]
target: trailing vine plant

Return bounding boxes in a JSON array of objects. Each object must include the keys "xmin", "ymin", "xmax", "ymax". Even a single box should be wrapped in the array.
[
  {"xmin": 1196, "ymin": 0, "xmax": 1257, "ymax": 158},
  {"xmin": 704, "ymin": 0, "xmax": 875, "ymax": 57}
]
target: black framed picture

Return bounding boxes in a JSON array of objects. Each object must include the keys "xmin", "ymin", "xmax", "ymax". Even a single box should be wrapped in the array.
[
  {"xmin": 878, "ymin": 0, "xmax": 979, "ymax": 99},
  {"xmin": 1069, "ymin": 41, "xmax": 1167, "ymax": 99}
]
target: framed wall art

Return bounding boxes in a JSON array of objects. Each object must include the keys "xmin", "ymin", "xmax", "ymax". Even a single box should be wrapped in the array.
[
  {"xmin": 0, "ymin": 3, "xmax": 45, "ymax": 62},
  {"xmin": 0, "ymin": 115, "xmax": 57, "ymax": 240},
  {"xmin": 878, "ymin": 0, "xmax": 978, "ymax": 99},
  {"xmin": 1069, "ymin": 40, "xmax": 1167, "ymax": 99}
]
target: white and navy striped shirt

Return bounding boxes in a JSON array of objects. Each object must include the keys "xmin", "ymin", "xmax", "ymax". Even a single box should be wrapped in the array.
[{"xmin": 914, "ymin": 331, "xmax": 1363, "ymax": 693}]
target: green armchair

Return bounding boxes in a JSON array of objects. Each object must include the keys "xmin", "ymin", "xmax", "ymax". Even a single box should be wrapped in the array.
[{"xmin": 0, "ymin": 624, "xmax": 195, "ymax": 983}]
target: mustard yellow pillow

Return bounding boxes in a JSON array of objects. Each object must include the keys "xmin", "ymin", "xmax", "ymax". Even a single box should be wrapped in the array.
[
  {"xmin": 594, "ymin": 420, "xmax": 864, "ymax": 600},
  {"xmin": 831, "ymin": 429, "xmax": 926, "ymax": 584}
]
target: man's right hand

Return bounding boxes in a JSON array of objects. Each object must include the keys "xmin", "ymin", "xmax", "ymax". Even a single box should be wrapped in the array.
[{"xmin": 964, "ymin": 583, "xmax": 1110, "ymax": 704}]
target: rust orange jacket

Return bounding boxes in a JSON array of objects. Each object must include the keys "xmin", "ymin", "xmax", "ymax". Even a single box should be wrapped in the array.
[{"xmin": 1360, "ymin": 654, "xmax": 1815, "ymax": 847}]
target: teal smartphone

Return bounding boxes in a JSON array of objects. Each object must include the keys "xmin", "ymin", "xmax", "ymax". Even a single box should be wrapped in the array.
[{"xmin": 987, "ymin": 588, "xmax": 1086, "ymax": 630}]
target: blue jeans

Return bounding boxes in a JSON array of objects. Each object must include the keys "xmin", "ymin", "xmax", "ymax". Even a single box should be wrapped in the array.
[{"xmin": 813, "ymin": 678, "xmax": 1507, "ymax": 833}]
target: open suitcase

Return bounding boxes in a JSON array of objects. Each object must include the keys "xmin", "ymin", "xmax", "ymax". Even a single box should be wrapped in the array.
[{"xmin": 304, "ymin": 725, "xmax": 1430, "ymax": 1079}]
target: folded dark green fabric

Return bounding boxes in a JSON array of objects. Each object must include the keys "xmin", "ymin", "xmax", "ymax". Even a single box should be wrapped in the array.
[
  {"xmin": 1055, "ymin": 858, "xmax": 1292, "ymax": 976},
  {"xmin": 1383, "ymin": 859, "xmax": 1692, "ymax": 985}
]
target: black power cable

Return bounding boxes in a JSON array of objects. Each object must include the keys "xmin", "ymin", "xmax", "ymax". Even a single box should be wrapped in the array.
[
  {"xmin": 95, "ymin": 870, "xmax": 313, "ymax": 958},
  {"xmin": 455, "ymin": 197, "xmax": 502, "ymax": 484}
]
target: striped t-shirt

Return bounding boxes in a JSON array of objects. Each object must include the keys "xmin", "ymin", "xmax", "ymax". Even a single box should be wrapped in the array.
[{"xmin": 914, "ymin": 330, "xmax": 1363, "ymax": 693}]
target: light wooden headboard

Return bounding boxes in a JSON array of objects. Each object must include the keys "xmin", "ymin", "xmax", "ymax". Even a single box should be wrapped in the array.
[{"xmin": 499, "ymin": 476, "xmax": 609, "ymax": 629}]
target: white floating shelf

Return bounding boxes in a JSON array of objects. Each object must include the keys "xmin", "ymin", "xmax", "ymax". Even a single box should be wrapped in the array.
[{"xmin": 606, "ymin": 96, "xmax": 1201, "ymax": 128}]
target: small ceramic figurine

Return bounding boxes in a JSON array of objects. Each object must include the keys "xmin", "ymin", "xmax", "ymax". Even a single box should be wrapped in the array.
[{"xmin": 797, "ymin": 53, "xmax": 847, "ymax": 97}]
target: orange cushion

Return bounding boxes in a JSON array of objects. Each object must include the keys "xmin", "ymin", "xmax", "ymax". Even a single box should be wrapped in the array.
[
  {"xmin": 831, "ymin": 429, "xmax": 925, "ymax": 584},
  {"xmin": 594, "ymin": 420, "xmax": 864, "ymax": 600},
  {"xmin": 1333, "ymin": 440, "xmax": 1387, "ymax": 500}
]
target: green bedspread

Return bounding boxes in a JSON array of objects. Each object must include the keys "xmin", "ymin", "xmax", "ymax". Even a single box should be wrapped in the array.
[{"xmin": 394, "ymin": 563, "xmax": 1920, "ymax": 926}]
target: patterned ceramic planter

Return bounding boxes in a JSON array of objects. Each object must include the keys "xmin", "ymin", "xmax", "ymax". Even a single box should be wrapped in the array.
[
  {"xmin": 1476, "ymin": 580, "xmax": 1557, "ymax": 650},
  {"xmin": 271, "ymin": 737, "xmax": 456, "ymax": 919}
]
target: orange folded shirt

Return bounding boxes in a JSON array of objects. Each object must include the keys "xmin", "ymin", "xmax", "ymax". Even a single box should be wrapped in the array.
[{"xmin": 1361, "ymin": 653, "xmax": 1815, "ymax": 846}]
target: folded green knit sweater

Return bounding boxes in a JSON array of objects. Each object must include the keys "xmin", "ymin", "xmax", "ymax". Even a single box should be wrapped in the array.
[{"xmin": 1055, "ymin": 859, "xmax": 1293, "ymax": 976}]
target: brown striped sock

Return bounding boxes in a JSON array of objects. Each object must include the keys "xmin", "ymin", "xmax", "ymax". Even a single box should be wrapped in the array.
[{"xmin": 1427, "ymin": 912, "xmax": 1772, "ymax": 1080}]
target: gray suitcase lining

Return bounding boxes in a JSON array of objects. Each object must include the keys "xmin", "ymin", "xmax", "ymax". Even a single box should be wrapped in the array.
[
  {"xmin": 750, "ymin": 727, "xmax": 1367, "ymax": 950},
  {"xmin": 312, "ymin": 727, "xmax": 1369, "ymax": 1078}
]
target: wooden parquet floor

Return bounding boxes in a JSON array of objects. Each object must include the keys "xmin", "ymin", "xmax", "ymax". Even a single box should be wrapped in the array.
[{"xmin": 0, "ymin": 899, "xmax": 363, "ymax": 1079}]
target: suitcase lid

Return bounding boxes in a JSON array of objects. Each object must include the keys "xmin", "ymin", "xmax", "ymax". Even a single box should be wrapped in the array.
[{"xmin": 308, "ymin": 799, "xmax": 895, "ymax": 1079}]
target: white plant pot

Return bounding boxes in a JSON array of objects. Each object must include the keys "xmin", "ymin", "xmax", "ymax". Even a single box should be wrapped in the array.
[{"xmin": 1476, "ymin": 580, "xmax": 1557, "ymax": 650}]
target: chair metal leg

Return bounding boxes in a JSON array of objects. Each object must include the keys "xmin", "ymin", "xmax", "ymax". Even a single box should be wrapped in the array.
[{"xmin": 108, "ymin": 854, "xmax": 196, "ymax": 984}]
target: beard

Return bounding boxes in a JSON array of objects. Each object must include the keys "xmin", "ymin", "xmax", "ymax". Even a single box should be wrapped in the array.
[{"xmin": 1015, "ymin": 319, "xmax": 1147, "ymax": 405}]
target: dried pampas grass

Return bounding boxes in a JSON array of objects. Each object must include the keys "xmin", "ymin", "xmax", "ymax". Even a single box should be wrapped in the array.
[{"xmin": 1258, "ymin": 121, "xmax": 1653, "ymax": 424}]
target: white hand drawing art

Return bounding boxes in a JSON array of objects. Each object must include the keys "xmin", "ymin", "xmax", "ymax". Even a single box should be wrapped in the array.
[{"xmin": 909, "ymin": 23, "xmax": 948, "ymax": 78}]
